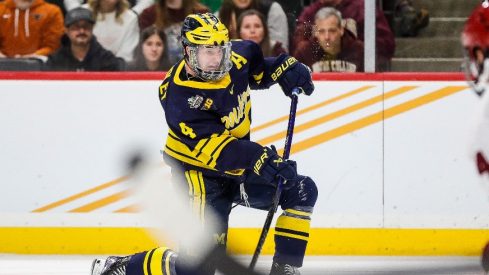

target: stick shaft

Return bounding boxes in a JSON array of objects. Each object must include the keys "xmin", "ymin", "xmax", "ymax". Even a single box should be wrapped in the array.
[{"xmin": 249, "ymin": 89, "xmax": 299, "ymax": 270}]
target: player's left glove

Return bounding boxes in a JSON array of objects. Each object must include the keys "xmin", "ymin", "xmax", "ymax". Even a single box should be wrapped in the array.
[
  {"xmin": 271, "ymin": 53, "xmax": 314, "ymax": 97},
  {"xmin": 250, "ymin": 145, "xmax": 297, "ymax": 186}
]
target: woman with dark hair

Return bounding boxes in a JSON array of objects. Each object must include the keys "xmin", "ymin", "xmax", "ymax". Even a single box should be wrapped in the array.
[
  {"xmin": 237, "ymin": 9, "xmax": 286, "ymax": 57},
  {"xmin": 216, "ymin": 0, "xmax": 289, "ymax": 52},
  {"xmin": 127, "ymin": 26, "xmax": 172, "ymax": 71},
  {"xmin": 138, "ymin": 0, "xmax": 210, "ymax": 63}
]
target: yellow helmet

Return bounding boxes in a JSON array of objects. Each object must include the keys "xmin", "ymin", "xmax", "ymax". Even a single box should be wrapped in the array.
[{"xmin": 181, "ymin": 13, "xmax": 232, "ymax": 81}]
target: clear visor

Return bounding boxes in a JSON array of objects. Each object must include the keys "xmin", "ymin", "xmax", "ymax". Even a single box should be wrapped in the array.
[
  {"xmin": 189, "ymin": 42, "xmax": 232, "ymax": 81},
  {"xmin": 463, "ymin": 47, "xmax": 489, "ymax": 96}
]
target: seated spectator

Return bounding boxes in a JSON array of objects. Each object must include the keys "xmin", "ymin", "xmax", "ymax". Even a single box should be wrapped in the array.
[
  {"xmin": 293, "ymin": 0, "xmax": 395, "ymax": 71},
  {"xmin": 216, "ymin": 0, "xmax": 289, "ymax": 52},
  {"xmin": 0, "ymin": 0, "xmax": 64, "ymax": 59},
  {"xmin": 64, "ymin": 0, "xmax": 152, "ymax": 16},
  {"xmin": 84, "ymin": 0, "xmax": 139, "ymax": 62},
  {"xmin": 138, "ymin": 0, "xmax": 210, "ymax": 64},
  {"xmin": 127, "ymin": 26, "xmax": 172, "ymax": 71},
  {"xmin": 293, "ymin": 7, "xmax": 364, "ymax": 73},
  {"xmin": 236, "ymin": 9, "xmax": 286, "ymax": 57},
  {"xmin": 44, "ymin": 7, "xmax": 124, "ymax": 71},
  {"xmin": 394, "ymin": 0, "xmax": 429, "ymax": 37}
]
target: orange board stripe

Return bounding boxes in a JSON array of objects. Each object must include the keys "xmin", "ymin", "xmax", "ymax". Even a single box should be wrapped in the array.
[
  {"xmin": 68, "ymin": 189, "xmax": 132, "ymax": 213},
  {"xmin": 32, "ymin": 175, "xmax": 130, "ymax": 212},
  {"xmin": 257, "ymin": 86, "xmax": 418, "ymax": 146},
  {"xmin": 114, "ymin": 204, "xmax": 140, "ymax": 213},
  {"xmin": 289, "ymin": 86, "xmax": 467, "ymax": 155},
  {"xmin": 32, "ymin": 86, "xmax": 467, "ymax": 213},
  {"xmin": 251, "ymin": 85, "xmax": 375, "ymax": 132}
]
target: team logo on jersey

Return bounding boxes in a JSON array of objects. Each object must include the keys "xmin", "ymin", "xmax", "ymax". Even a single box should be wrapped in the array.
[{"xmin": 188, "ymin": 95, "xmax": 203, "ymax": 109}]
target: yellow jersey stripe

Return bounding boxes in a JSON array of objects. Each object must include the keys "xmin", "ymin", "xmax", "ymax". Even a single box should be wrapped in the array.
[
  {"xmin": 275, "ymin": 231, "xmax": 309, "ymax": 241},
  {"xmin": 149, "ymin": 247, "xmax": 166, "ymax": 275},
  {"xmin": 276, "ymin": 215, "xmax": 311, "ymax": 233},
  {"xmin": 173, "ymin": 61, "xmax": 231, "ymax": 89},
  {"xmin": 285, "ymin": 209, "xmax": 312, "ymax": 218},
  {"xmin": 186, "ymin": 170, "xmax": 206, "ymax": 226}
]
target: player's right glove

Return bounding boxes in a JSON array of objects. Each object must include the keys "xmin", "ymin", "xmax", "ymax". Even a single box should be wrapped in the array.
[{"xmin": 250, "ymin": 145, "xmax": 297, "ymax": 187}]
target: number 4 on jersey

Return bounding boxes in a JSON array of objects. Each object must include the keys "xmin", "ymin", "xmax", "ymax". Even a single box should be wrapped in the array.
[{"xmin": 180, "ymin": 122, "xmax": 196, "ymax": 138}]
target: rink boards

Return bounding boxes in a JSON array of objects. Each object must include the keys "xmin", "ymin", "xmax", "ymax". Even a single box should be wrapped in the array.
[{"xmin": 1, "ymin": 72, "xmax": 488, "ymax": 255}]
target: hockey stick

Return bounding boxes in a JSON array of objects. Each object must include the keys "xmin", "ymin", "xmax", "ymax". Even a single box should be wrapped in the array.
[{"xmin": 249, "ymin": 88, "xmax": 300, "ymax": 270}]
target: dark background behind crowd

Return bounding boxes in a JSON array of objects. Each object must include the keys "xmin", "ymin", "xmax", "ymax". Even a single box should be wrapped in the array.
[{"xmin": 0, "ymin": 0, "xmax": 477, "ymax": 72}]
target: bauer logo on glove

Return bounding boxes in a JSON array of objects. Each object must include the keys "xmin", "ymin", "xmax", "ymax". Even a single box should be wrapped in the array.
[
  {"xmin": 251, "ymin": 146, "xmax": 297, "ymax": 184},
  {"xmin": 271, "ymin": 57, "xmax": 298, "ymax": 81},
  {"xmin": 271, "ymin": 53, "xmax": 315, "ymax": 97}
]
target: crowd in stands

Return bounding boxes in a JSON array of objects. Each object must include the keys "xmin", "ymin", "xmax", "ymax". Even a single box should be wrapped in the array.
[{"xmin": 0, "ymin": 0, "xmax": 430, "ymax": 72}]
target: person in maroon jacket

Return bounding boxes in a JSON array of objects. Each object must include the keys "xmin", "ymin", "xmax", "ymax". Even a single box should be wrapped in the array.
[
  {"xmin": 293, "ymin": 6, "xmax": 364, "ymax": 73},
  {"xmin": 292, "ymin": 0, "xmax": 394, "ymax": 71}
]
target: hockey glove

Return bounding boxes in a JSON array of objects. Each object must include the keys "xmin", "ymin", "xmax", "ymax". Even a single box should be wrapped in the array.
[
  {"xmin": 271, "ymin": 53, "xmax": 314, "ymax": 97},
  {"xmin": 251, "ymin": 146, "xmax": 297, "ymax": 188}
]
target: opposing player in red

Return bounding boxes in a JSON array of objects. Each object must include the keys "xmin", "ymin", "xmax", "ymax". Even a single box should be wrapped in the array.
[{"xmin": 461, "ymin": 1, "xmax": 489, "ymax": 273}]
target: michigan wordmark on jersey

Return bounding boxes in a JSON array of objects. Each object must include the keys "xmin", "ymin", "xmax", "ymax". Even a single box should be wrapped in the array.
[{"xmin": 159, "ymin": 40, "xmax": 279, "ymax": 175}]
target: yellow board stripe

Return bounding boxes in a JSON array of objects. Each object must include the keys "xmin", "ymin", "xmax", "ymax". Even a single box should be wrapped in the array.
[{"xmin": 2, "ymin": 227, "xmax": 488, "ymax": 255}]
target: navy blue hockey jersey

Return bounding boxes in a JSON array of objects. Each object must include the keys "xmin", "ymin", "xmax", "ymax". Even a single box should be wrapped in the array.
[{"xmin": 159, "ymin": 40, "xmax": 293, "ymax": 176}]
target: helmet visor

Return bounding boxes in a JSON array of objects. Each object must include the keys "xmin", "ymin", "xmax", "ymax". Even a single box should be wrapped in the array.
[{"xmin": 189, "ymin": 42, "xmax": 232, "ymax": 81}]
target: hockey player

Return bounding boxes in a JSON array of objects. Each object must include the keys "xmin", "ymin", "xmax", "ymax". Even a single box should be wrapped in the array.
[
  {"xmin": 461, "ymin": 1, "xmax": 489, "ymax": 273},
  {"xmin": 91, "ymin": 13, "xmax": 317, "ymax": 275}
]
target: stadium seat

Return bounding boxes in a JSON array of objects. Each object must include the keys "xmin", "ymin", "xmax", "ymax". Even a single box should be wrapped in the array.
[{"xmin": 0, "ymin": 58, "xmax": 43, "ymax": 71}]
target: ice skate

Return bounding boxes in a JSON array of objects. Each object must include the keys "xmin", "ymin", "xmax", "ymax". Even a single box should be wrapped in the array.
[
  {"xmin": 90, "ymin": 256, "xmax": 131, "ymax": 275},
  {"xmin": 269, "ymin": 261, "xmax": 301, "ymax": 275}
]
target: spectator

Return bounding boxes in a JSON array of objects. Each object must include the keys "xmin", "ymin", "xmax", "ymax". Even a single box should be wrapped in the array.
[
  {"xmin": 84, "ymin": 0, "xmax": 139, "ymax": 62},
  {"xmin": 394, "ymin": 0, "xmax": 429, "ymax": 37},
  {"xmin": 293, "ymin": 0, "xmax": 395, "ymax": 71},
  {"xmin": 127, "ymin": 26, "xmax": 172, "ymax": 71},
  {"xmin": 293, "ymin": 7, "xmax": 364, "ymax": 72},
  {"xmin": 64, "ymin": 0, "xmax": 152, "ymax": 16},
  {"xmin": 216, "ymin": 0, "xmax": 289, "ymax": 52},
  {"xmin": 236, "ymin": 9, "xmax": 286, "ymax": 57},
  {"xmin": 44, "ymin": 7, "xmax": 124, "ymax": 71},
  {"xmin": 274, "ymin": 0, "xmax": 304, "ymax": 47},
  {"xmin": 0, "ymin": 0, "xmax": 64, "ymax": 59},
  {"xmin": 138, "ymin": 0, "xmax": 210, "ymax": 63}
]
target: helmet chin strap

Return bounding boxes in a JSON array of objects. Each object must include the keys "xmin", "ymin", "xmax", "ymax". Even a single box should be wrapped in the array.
[{"xmin": 184, "ymin": 62, "xmax": 206, "ymax": 81}]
